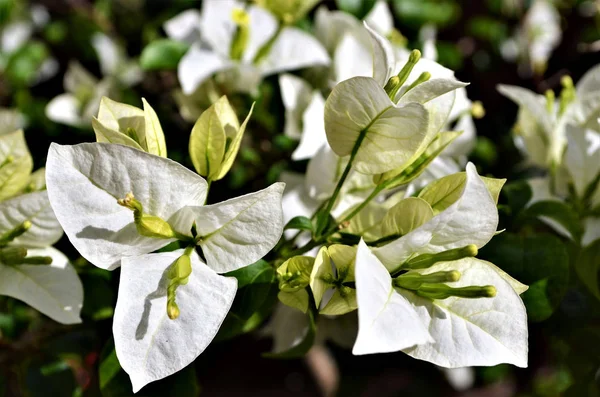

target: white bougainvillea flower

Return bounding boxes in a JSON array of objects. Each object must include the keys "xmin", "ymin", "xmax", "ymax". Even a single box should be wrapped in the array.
[
  {"xmin": 501, "ymin": 0, "xmax": 561, "ymax": 75},
  {"xmin": 354, "ymin": 233, "xmax": 528, "ymax": 367},
  {"xmin": 0, "ymin": 190, "xmax": 83, "ymax": 324},
  {"xmin": 173, "ymin": 0, "xmax": 329, "ymax": 95},
  {"xmin": 498, "ymin": 64, "xmax": 600, "ymax": 169},
  {"xmin": 46, "ymin": 34, "xmax": 141, "ymax": 128},
  {"xmin": 46, "ymin": 142, "xmax": 284, "ymax": 390},
  {"xmin": 373, "ymin": 163, "xmax": 501, "ymax": 267},
  {"xmin": 46, "ymin": 62, "xmax": 111, "ymax": 128}
]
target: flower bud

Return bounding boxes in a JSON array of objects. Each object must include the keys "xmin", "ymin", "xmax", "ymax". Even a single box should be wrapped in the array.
[
  {"xmin": 117, "ymin": 192, "xmax": 177, "ymax": 239},
  {"xmin": 0, "ymin": 220, "xmax": 32, "ymax": 246},
  {"xmin": 394, "ymin": 270, "xmax": 461, "ymax": 290},
  {"xmin": 402, "ymin": 245, "xmax": 478, "ymax": 270},
  {"xmin": 166, "ymin": 249, "xmax": 193, "ymax": 320},
  {"xmin": 416, "ymin": 283, "xmax": 497, "ymax": 300}
]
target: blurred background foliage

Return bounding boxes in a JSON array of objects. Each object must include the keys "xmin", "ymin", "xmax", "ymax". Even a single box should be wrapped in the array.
[{"xmin": 1, "ymin": 0, "xmax": 600, "ymax": 396}]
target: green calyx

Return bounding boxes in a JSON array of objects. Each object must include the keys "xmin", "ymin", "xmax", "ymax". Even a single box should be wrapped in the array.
[
  {"xmin": 0, "ymin": 220, "xmax": 32, "ymax": 246},
  {"xmin": 394, "ymin": 270, "xmax": 461, "ymax": 290},
  {"xmin": 0, "ymin": 246, "xmax": 53, "ymax": 266},
  {"xmin": 230, "ymin": 8, "xmax": 250, "ymax": 61},
  {"xmin": 401, "ymin": 244, "xmax": 478, "ymax": 270},
  {"xmin": 415, "ymin": 283, "xmax": 497, "ymax": 300},
  {"xmin": 166, "ymin": 246, "xmax": 194, "ymax": 320},
  {"xmin": 117, "ymin": 192, "xmax": 178, "ymax": 240}
]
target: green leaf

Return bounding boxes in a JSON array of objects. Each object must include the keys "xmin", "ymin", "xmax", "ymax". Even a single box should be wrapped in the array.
[
  {"xmin": 517, "ymin": 201, "xmax": 583, "ymax": 242},
  {"xmin": 140, "ymin": 39, "xmax": 189, "ymax": 71},
  {"xmin": 99, "ymin": 345, "xmax": 121, "ymax": 390},
  {"xmin": 575, "ymin": 239, "xmax": 600, "ymax": 301},
  {"xmin": 284, "ymin": 216, "xmax": 314, "ymax": 232},
  {"xmin": 479, "ymin": 233, "xmax": 569, "ymax": 322},
  {"xmin": 381, "ymin": 197, "xmax": 434, "ymax": 237},
  {"xmin": 224, "ymin": 259, "xmax": 274, "ymax": 289},
  {"xmin": 502, "ymin": 180, "xmax": 532, "ymax": 215}
]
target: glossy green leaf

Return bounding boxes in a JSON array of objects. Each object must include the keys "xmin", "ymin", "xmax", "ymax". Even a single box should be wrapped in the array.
[{"xmin": 140, "ymin": 39, "xmax": 189, "ymax": 71}]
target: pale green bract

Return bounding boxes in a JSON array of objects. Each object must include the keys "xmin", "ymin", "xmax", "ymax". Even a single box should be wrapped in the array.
[{"xmin": 0, "ymin": 129, "xmax": 33, "ymax": 201}]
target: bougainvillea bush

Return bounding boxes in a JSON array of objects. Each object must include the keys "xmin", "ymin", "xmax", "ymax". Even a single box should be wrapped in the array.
[{"xmin": 1, "ymin": 1, "xmax": 599, "ymax": 396}]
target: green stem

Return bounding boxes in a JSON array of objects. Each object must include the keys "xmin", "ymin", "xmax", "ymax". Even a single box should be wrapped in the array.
[
  {"xmin": 317, "ymin": 129, "xmax": 368, "ymax": 236},
  {"xmin": 204, "ymin": 179, "xmax": 212, "ymax": 205}
]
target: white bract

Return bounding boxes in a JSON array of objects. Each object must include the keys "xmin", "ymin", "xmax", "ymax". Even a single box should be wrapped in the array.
[
  {"xmin": 352, "ymin": 163, "xmax": 529, "ymax": 367},
  {"xmin": 171, "ymin": 0, "xmax": 329, "ymax": 96},
  {"xmin": 46, "ymin": 142, "xmax": 284, "ymax": 391},
  {"xmin": 0, "ymin": 191, "xmax": 83, "ymax": 324}
]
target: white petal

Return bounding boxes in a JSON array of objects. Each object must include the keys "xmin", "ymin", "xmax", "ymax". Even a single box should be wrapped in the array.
[
  {"xmin": 46, "ymin": 143, "xmax": 207, "ymax": 270},
  {"xmin": 352, "ymin": 240, "xmax": 432, "ymax": 355},
  {"xmin": 113, "ymin": 251, "xmax": 236, "ymax": 392},
  {"xmin": 242, "ymin": 5, "xmax": 279, "ymax": 64},
  {"xmin": 267, "ymin": 303, "xmax": 311, "ymax": 353},
  {"xmin": 292, "ymin": 92, "xmax": 327, "ymax": 160},
  {"xmin": 582, "ymin": 217, "xmax": 600, "ymax": 247},
  {"xmin": 374, "ymin": 163, "xmax": 498, "ymax": 268},
  {"xmin": 1, "ymin": 22, "xmax": 32, "ymax": 54},
  {"xmin": 259, "ymin": 27, "xmax": 330, "ymax": 76},
  {"xmin": 401, "ymin": 258, "xmax": 528, "ymax": 368},
  {"xmin": 440, "ymin": 366, "xmax": 475, "ymax": 391},
  {"xmin": 564, "ymin": 125, "xmax": 600, "ymax": 198},
  {"xmin": 199, "ymin": 0, "xmax": 241, "ymax": 56},
  {"xmin": 163, "ymin": 9, "xmax": 202, "ymax": 43},
  {"xmin": 45, "ymin": 94, "xmax": 84, "ymax": 127},
  {"xmin": 0, "ymin": 191, "xmax": 62, "ymax": 247},
  {"xmin": 333, "ymin": 32, "xmax": 373, "ymax": 84},
  {"xmin": 305, "ymin": 144, "xmax": 344, "ymax": 200},
  {"xmin": 576, "ymin": 64, "xmax": 600, "ymax": 96},
  {"xmin": 178, "ymin": 45, "xmax": 231, "ymax": 95},
  {"xmin": 279, "ymin": 74, "xmax": 313, "ymax": 139},
  {"xmin": 364, "ymin": 1, "xmax": 394, "ymax": 36},
  {"xmin": 363, "ymin": 22, "xmax": 395, "ymax": 87},
  {"xmin": 91, "ymin": 33, "xmax": 121, "ymax": 76},
  {"xmin": 193, "ymin": 183, "xmax": 285, "ymax": 273},
  {"xmin": 0, "ymin": 247, "xmax": 83, "ymax": 324},
  {"xmin": 497, "ymin": 85, "xmax": 552, "ymax": 136}
]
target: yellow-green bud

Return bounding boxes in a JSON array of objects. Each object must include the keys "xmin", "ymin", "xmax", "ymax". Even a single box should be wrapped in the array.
[
  {"xmin": 393, "ymin": 49, "xmax": 422, "ymax": 98},
  {"xmin": 166, "ymin": 249, "xmax": 193, "ymax": 320},
  {"xmin": 117, "ymin": 192, "xmax": 177, "ymax": 239},
  {"xmin": 277, "ymin": 256, "xmax": 313, "ymax": 292},
  {"xmin": 394, "ymin": 270, "xmax": 461, "ymax": 290},
  {"xmin": 405, "ymin": 72, "xmax": 431, "ymax": 94},
  {"xmin": 0, "ymin": 220, "xmax": 32, "ymax": 246},
  {"xmin": 402, "ymin": 245, "xmax": 478, "ymax": 270},
  {"xmin": 384, "ymin": 76, "xmax": 401, "ymax": 100},
  {"xmin": 471, "ymin": 101, "xmax": 486, "ymax": 119},
  {"xmin": 559, "ymin": 75, "xmax": 576, "ymax": 115},
  {"xmin": 0, "ymin": 247, "xmax": 27, "ymax": 264},
  {"xmin": 230, "ymin": 8, "xmax": 250, "ymax": 61},
  {"xmin": 416, "ymin": 283, "xmax": 497, "ymax": 300}
]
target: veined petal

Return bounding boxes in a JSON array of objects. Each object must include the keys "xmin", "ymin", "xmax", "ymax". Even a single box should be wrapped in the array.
[
  {"xmin": 374, "ymin": 163, "xmax": 498, "ymax": 269},
  {"xmin": 193, "ymin": 183, "xmax": 284, "ymax": 273},
  {"xmin": 401, "ymin": 258, "xmax": 528, "ymax": 368},
  {"xmin": 0, "ymin": 129, "xmax": 33, "ymax": 200},
  {"xmin": 46, "ymin": 143, "xmax": 207, "ymax": 270},
  {"xmin": 113, "ymin": 250, "xmax": 236, "ymax": 392},
  {"xmin": 353, "ymin": 240, "xmax": 432, "ymax": 355},
  {"xmin": 0, "ymin": 247, "xmax": 83, "ymax": 324},
  {"xmin": 178, "ymin": 45, "xmax": 232, "ymax": 95},
  {"xmin": 324, "ymin": 76, "xmax": 428, "ymax": 175},
  {"xmin": 0, "ymin": 190, "xmax": 62, "ymax": 247},
  {"xmin": 258, "ymin": 27, "xmax": 330, "ymax": 76},
  {"xmin": 333, "ymin": 32, "xmax": 373, "ymax": 84}
]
